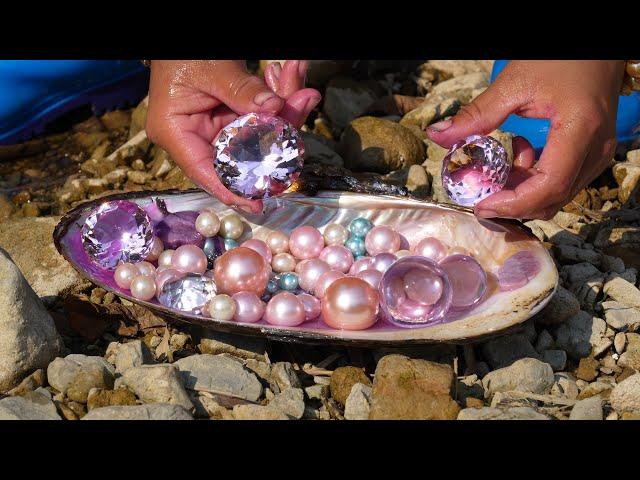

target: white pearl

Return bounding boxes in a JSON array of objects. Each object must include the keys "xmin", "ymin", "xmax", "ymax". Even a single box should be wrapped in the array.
[
  {"xmin": 195, "ymin": 211, "xmax": 221, "ymax": 237},
  {"xmin": 219, "ymin": 214, "xmax": 244, "ymax": 240},
  {"xmin": 158, "ymin": 249, "xmax": 175, "ymax": 268},
  {"xmin": 130, "ymin": 275, "xmax": 156, "ymax": 301},
  {"xmin": 323, "ymin": 224, "xmax": 348, "ymax": 246},
  {"xmin": 272, "ymin": 253, "xmax": 297, "ymax": 273},
  {"xmin": 208, "ymin": 294, "xmax": 237, "ymax": 321}
]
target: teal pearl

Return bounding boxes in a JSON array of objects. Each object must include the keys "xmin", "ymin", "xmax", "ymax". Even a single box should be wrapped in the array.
[
  {"xmin": 345, "ymin": 236, "xmax": 367, "ymax": 257},
  {"xmin": 224, "ymin": 238, "xmax": 238, "ymax": 250},
  {"xmin": 348, "ymin": 217, "xmax": 373, "ymax": 238},
  {"xmin": 279, "ymin": 272, "xmax": 299, "ymax": 291},
  {"xmin": 266, "ymin": 280, "xmax": 279, "ymax": 294}
]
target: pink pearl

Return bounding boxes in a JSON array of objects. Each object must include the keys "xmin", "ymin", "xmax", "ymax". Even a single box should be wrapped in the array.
[
  {"xmin": 298, "ymin": 259, "xmax": 331, "ymax": 292},
  {"xmin": 145, "ymin": 237, "xmax": 164, "ymax": 262},
  {"xmin": 357, "ymin": 269, "xmax": 383, "ymax": 289},
  {"xmin": 298, "ymin": 293, "xmax": 321, "ymax": 321},
  {"xmin": 365, "ymin": 226, "xmax": 401, "ymax": 256},
  {"xmin": 403, "ymin": 268, "xmax": 443, "ymax": 305},
  {"xmin": 241, "ymin": 239, "xmax": 273, "ymax": 264},
  {"xmin": 114, "ymin": 262, "xmax": 138, "ymax": 289},
  {"xmin": 171, "ymin": 244, "xmax": 208, "ymax": 274},
  {"xmin": 321, "ymin": 277, "xmax": 379, "ymax": 331},
  {"xmin": 289, "ymin": 226, "xmax": 325, "ymax": 260},
  {"xmin": 314, "ymin": 270, "xmax": 345, "ymax": 298},
  {"xmin": 349, "ymin": 257, "xmax": 372, "ymax": 275},
  {"xmin": 265, "ymin": 292, "xmax": 306, "ymax": 326},
  {"xmin": 395, "ymin": 249, "xmax": 412, "ymax": 259},
  {"xmin": 319, "ymin": 245, "xmax": 354, "ymax": 273},
  {"xmin": 266, "ymin": 230, "xmax": 289, "ymax": 254},
  {"xmin": 295, "ymin": 259, "xmax": 309, "ymax": 274},
  {"xmin": 370, "ymin": 253, "xmax": 397, "ymax": 273},
  {"xmin": 213, "ymin": 247, "xmax": 270, "ymax": 296},
  {"xmin": 130, "ymin": 275, "xmax": 156, "ymax": 301},
  {"xmin": 155, "ymin": 268, "xmax": 185, "ymax": 294},
  {"xmin": 272, "ymin": 252, "xmax": 297, "ymax": 273},
  {"xmin": 413, "ymin": 237, "xmax": 448, "ymax": 262},
  {"xmin": 135, "ymin": 261, "xmax": 157, "ymax": 277},
  {"xmin": 158, "ymin": 249, "xmax": 174, "ymax": 269},
  {"xmin": 232, "ymin": 291, "xmax": 266, "ymax": 324}
]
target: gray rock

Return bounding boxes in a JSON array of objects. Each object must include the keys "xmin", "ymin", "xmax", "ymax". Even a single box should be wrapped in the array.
[
  {"xmin": 554, "ymin": 311, "xmax": 607, "ymax": 359},
  {"xmin": 554, "ymin": 244, "xmax": 602, "ymax": 265},
  {"xmin": 47, "ymin": 354, "xmax": 115, "ymax": 403},
  {"xmin": 527, "ymin": 220, "xmax": 584, "ymax": 247},
  {"xmin": 198, "ymin": 332, "xmax": 267, "ymax": 361},
  {"xmin": 482, "ymin": 358, "xmax": 554, "ymax": 397},
  {"xmin": 535, "ymin": 330, "xmax": 554, "ymax": 353},
  {"xmin": 542, "ymin": 350, "xmax": 567, "ymax": 371},
  {"xmin": 569, "ymin": 396, "xmax": 603, "ymax": 420},
  {"xmin": 428, "ymin": 72, "xmax": 489, "ymax": 102},
  {"xmin": 561, "ymin": 263, "xmax": 603, "ymax": 288},
  {"xmin": 304, "ymin": 384, "xmax": 328, "ymax": 401},
  {"xmin": 174, "ymin": 354, "xmax": 263, "ymax": 402},
  {"xmin": 105, "ymin": 340, "xmax": 153, "ymax": 374},
  {"xmin": 0, "ymin": 392, "xmax": 61, "ymax": 420},
  {"xmin": 0, "ymin": 248, "xmax": 63, "ymax": 393},
  {"xmin": 458, "ymin": 406, "xmax": 549, "ymax": 420},
  {"xmin": 301, "ymin": 131, "xmax": 343, "ymax": 167},
  {"xmin": 121, "ymin": 364, "xmax": 193, "ymax": 411},
  {"xmin": 618, "ymin": 349, "xmax": 640, "ymax": 370},
  {"xmin": 481, "ymin": 334, "xmax": 540, "ymax": 369},
  {"xmin": 535, "ymin": 285, "xmax": 581, "ymax": 326},
  {"xmin": 344, "ymin": 383, "xmax": 373, "ymax": 420},
  {"xmin": 604, "ymin": 276, "xmax": 640, "ymax": 309},
  {"xmin": 422, "ymin": 139, "xmax": 449, "ymax": 202},
  {"xmin": 323, "ymin": 77, "xmax": 378, "ymax": 131},
  {"xmin": 232, "ymin": 404, "xmax": 289, "ymax": 420},
  {"xmin": 270, "ymin": 362, "xmax": 301, "ymax": 393},
  {"xmin": 269, "ymin": 387, "xmax": 305, "ymax": 419},
  {"xmin": 400, "ymin": 95, "xmax": 460, "ymax": 130},
  {"xmin": 610, "ymin": 373, "xmax": 640, "ymax": 413},
  {"xmin": 614, "ymin": 332, "xmax": 627, "ymax": 354},
  {"xmin": 551, "ymin": 373, "xmax": 579, "ymax": 400},
  {"xmin": 83, "ymin": 403, "xmax": 193, "ymax": 420},
  {"xmin": 600, "ymin": 255, "xmax": 626, "ymax": 274},
  {"xmin": 602, "ymin": 301, "xmax": 640, "ymax": 330}
]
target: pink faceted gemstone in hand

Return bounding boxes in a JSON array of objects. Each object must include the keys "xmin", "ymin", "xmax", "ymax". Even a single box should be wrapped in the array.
[{"xmin": 442, "ymin": 135, "xmax": 510, "ymax": 207}]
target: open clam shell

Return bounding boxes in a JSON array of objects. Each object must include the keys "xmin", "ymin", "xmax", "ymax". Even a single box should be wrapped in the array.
[{"xmin": 54, "ymin": 189, "xmax": 558, "ymax": 346}]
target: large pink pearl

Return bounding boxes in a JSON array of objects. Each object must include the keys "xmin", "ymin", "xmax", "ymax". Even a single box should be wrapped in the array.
[
  {"xmin": 266, "ymin": 230, "xmax": 289, "ymax": 254},
  {"xmin": 289, "ymin": 226, "xmax": 325, "ymax": 260},
  {"xmin": 321, "ymin": 277, "xmax": 379, "ymax": 330},
  {"xmin": 413, "ymin": 237, "xmax": 448, "ymax": 262},
  {"xmin": 298, "ymin": 293, "xmax": 322, "ymax": 321},
  {"xmin": 171, "ymin": 244, "xmax": 208, "ymax": 274},
  {"xmin": 365, "ymin": 226, "xmax": 401, "ymax": 256},
  {"xmin": 295, "ymin": 259, "xmax": 309, "ymax": 274},
  {"xmin": 319, "ymin": 245, "xmax": 354, "ymax": 273},
  {"xmin": 158, "ymin": 249, "xmax": 174, "ymax": 269},
  {"xmin": 213, "ymin": 247, "xmax": 270, "ymax": 296},
  {"xmin": 114, "ymin": 262, "xmax": 138, "ymax": 289},
  {"xmin": 130, "ymin": 275, "xmax": 156, "ymax": 301},
  {"xmin": 314, "ymin": 270, "xmax": 345, "ymax": 298},
  {"xmin": 265, "ymin": 292, "xmax": 306, "ymax": 326},
  {"xmin": 357, "ymin": 269, "xmax": 383, "ymax": 289},
  {"xmin": 403, "ymin": 268, "xmax": 443, "ymax": 305},
  {"xmin": 298, "ymin": 259, "xmax": 331, "ymax": 292},
  {"xmin": 145, "ymin": 237, "xmax": 164, "ymax": 262},
  {"xmin": 349, "ymin": 257, "xmax": 372, "ymax": 275},
  {"xmin": 232, "ymin": 291, "xmax": 265, "ymax": 324},
  {"xmin": 241, "ymin": 239, "xmax": 273, "ymax": 264},
  {"xmin": 370, "ymin": 253, "xmax": 397, "ymax": 273},
  {"xmin": 135, "ymin": 261, "xmax": 157, "ymax": 277},
  {"xmin": 155, "ymin": 268, "xmax": 184, "ymax": 294}
]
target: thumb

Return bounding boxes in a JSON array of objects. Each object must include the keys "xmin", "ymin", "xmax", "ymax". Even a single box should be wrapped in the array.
[{"xmin": 425, "ymin": 80, "xmax": 520, "ymax": 149}]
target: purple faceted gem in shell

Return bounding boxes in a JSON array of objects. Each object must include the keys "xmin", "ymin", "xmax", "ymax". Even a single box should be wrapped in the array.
[
  {"xmin": 81, "ymin": 200, "xmax": 154, "ymax": 270},
  {"xmin": 498, "ymin": 251, "xmax": 541, "ymax": 291},
  {"xmin": 442, "ymin": 135, "xmax": 510, "ymax": 207},
  {"xmin": 154, "ymin": 211, "xmax": 204, "ymax": 250},
  {"xmin": 439, "ymin": 254, "xmax": 487, "ymax": 310},
  {"xmin": 379, "ymin": 256, "xmax": 453, "ymax": 328},
  {"xmin": 213, "ymin": 113, "xmax": 304, "ymax": 199}
]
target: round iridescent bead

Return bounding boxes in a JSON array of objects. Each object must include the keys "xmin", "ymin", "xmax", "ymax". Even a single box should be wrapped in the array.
[
  {"xmin": 348, "ymin": 217, "xmax": 373, "ymax": 238},
  {"xmin": 278, "ymin": 272, "xmax": 299, "ymax": 291},
  {"xmin": 345, "ymin": 236, "xmax": 367, "ymax": 257},
  {"xmin": 439, "ymin": 254, "xmax": 487, "ymax": 310}
]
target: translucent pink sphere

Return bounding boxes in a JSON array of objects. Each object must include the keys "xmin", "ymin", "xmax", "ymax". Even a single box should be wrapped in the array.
[{"xmin": 440, "ymin": 254, "xmax": 487, "ymax": 309}]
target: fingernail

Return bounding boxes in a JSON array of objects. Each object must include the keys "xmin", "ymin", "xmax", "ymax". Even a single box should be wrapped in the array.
[
  {"xmin": 270, "ymin": 62, "xmax": 282, "ymax": 80},
  {"xmin": 427, "ymin": 119, "xmax": 452, "ymax": 132},
  {"xmin": 476, "ymin": 209, "xmax": 499, "ymax": 218},
  {"xmin": 304, "ymin": 94, "xmax": 321, "ymax": 112},
  {"xmin": 253, "ymin": 91, "xmax": 278, "ymax": 106},
  {"xmin": 297, "ymin": 60, "xmax": 309, "ymax": 78}
]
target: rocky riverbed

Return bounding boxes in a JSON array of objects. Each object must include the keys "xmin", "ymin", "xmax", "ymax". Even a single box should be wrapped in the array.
[{"xmin": 1, "ymin": 60, "xmax": 639, "ymax": 420}]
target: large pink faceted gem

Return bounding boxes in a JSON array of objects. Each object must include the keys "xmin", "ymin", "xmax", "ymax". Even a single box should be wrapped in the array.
[
  {"xmin": 81, "ymin": 200, "xmax": 154, "ymax": 269},
  {"xmin": 379, "ymin": 256, "xmax": 452, "ymax": 328},
  {"xmin": 442, "ymin": 135, "xmax": 510, "ymax": 207},
  {"xmin": 213, "ymin": 113, "xmax": 304, "ymax": 199},
  {"xmin": 440, "ymin": 254, "xmax": 487, "ymax": 309}
]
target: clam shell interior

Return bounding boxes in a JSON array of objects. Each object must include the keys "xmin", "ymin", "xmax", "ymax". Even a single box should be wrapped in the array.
[{"xmin": 54, "ymin": 189, "xmax": 558, "ymax": 346}]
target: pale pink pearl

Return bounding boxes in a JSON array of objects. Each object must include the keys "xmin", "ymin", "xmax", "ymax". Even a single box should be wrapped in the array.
[
  {"xmin": 232, "ymin": 291, "xmax": 265, "ymax": 324},
  {"xmin": 357, "ymin": 269, "xmax": 383, "ymax": 289},
  {"xmin": 322, "ymin": 223, "xmax": 348, "ymax": 246},
  {"xmin": 349, "ymin": 257, "xmax": 372, "ymax": 275},
  {"xmin": 314, "ymin": 270, "xmax": 345, "ymax": 298},
  {"xmin": 241, "ymin": 239, "xmax": 273, "ymax": 264},
  {"xmin": 321, "ymin": 277, "xmax": 379, "ymax": 331},
  {"xmin": 145, "ymin": 237, "xmax": 164, "ymax": 262},
  {"xmin": 403, "ymin": 269, "xmax": 443, "ymax": 305},
  {"xmin": 298, "ymin": 293, "xmax": 321, "ymax": 321},
  {"xmin": 195, "ymin": 210, "xmax": 221, "ymax": 237},
  {"xmin": 298, "ymin": 259, "xmax": 330, "ymax": 292},
  {"xmin": 413, "ymin": 237, "xmax": 448, "ymax": 262},
  {"xmin": 135, "ymin": 261, "xmax": 156, "ymax": 277},
  {"xmin": 272, "ymin": 252, "xmax": 297, "ymax": 273},
  {"xmin": 295, "ymin": 259, "xmax": 309, "ymax": 274},
  {"xmin": 171, "ymin": 244, "xmax": 208, "ymax": 274},
  {"xmin": 365, "ymin": 226, "xmax": 401, "ymax": 256},
  {"xmin": 155, "ymin": 268, "xmax": 184, "ymax": 294},
  {"xmin": 395, "ymin": 249, "xmax": 412, "ymax": 259},
  {"xmin": 130, "ymin": 275, "xmax": 156, "ymax": 301},
  {"xmin": 114, "ymin": 262, "xmax": 138, "ymax": 289},
  {"xmin": 319, "ymin": 245, "xmax": 354, "ymax": 273},
  {"xmin": 158, "ymin": 249, "xmax": 175, "ymax": 269},
  {"xmin": 265, "ymin": 292, "xmax": 305, "ymax": 326},
  {"xmin": 289, "ymin": 226, "xmax": 325, "ymax": 260},
  {"xmin": 266, "ymin": 230, "xmax": 289, "ymax": 254},
  {"xmin": 370, "ymin": 253, "xmax": 397, "ymax": 273}
]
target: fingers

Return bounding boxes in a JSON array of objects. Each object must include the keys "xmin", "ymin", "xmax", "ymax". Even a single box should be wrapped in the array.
[
  {"xmin": 279, "ymin": 88, "xmax": 322, "ymax": 128},
  {"xmin": 512, "ymin": 136, "xmax": 536, "ymax": 170},
  {"xmin": 265, "ymin": 60, "xmax": 310, "ymax": 100}
]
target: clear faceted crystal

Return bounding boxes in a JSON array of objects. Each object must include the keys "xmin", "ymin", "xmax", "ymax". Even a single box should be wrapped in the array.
[
  {"xmin": 442, "ymin": 135, "xmax": 510, "ymax": 207},
  {"xmin": 81, "ymin": 200, "xmax": 154, "ymax": 269},
  {"xmin": 157, "ymin": 274, "xmax": 217, "ymax": 314},
  {"xmin": 213, "ymin": 112, "xmax": 304, "ymax": 199}
]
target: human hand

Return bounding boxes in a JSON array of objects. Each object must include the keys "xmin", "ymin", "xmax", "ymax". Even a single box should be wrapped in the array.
[
  {"xmin": 426, "ymin": 60, "xmax": 625, "ymax": 220},
  {"xmin": 146, "ymin": 60, "xmax": 321, "ymax": 214}
]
